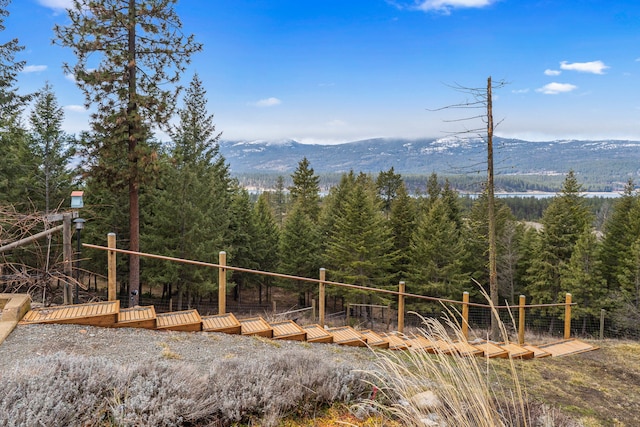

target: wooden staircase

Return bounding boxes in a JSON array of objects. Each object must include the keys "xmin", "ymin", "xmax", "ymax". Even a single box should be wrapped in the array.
[{"xmin": 18, "ymin": 300, "xmax": 599, "ymax": 358}]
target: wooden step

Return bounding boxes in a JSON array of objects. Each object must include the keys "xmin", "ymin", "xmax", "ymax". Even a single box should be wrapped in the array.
[
  {"xmin": 114, "ymin": 306, "xmax": 156, "ymax": 329},
  {"xmin": 360, "ymin": 330, "xmax": 389, "ymax": 349},
  {"xmin": 21, "ymin": 300, "xmax": 119, "ymax": 327},
  {"xmin": 326, "ymin": 326, "xmax": 367, "ymax": 347},
  {"xmin": 472, "ymin": 340, "xmax": 510, "ymax": 358},
  {"xmin": 499, "ymin": 342, "xmax": 535, "ymax": 359},
  {"xmin": 383, "ymin": 332, "xmax": 410, "ymax": 350},
  {"xmin": 201, "ymin": 313, "xmax": 241, "ymax": 334},
  {"xmin": 302, "ymin": 324, "xmax": 334, "ymax": 344},
  {"xmin": 404, "ymin": 334, "xmax": 435, "ymax": 351},
  {"xmin": 536, "ymin": 339, "xmax": 599, "ymax": 357},
  {"xmin": 155, "ymin": 309, "xmax": 202, "ymax": 332},
  {"xmin": 522, "ymin": 344, "xmax": 552, "ymax": 358},
  {"xmin": 239, "ymin": 317, "xmax": 273, "ymax": 338},
  {"xmin": 270, "ymin": 320, "xmax": 306, "ymax": 341}
]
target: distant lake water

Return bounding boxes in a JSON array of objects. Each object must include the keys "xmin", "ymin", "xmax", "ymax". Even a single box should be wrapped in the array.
[{"xmin": 464, "ymin": 192, "xmax": 622, "ymax": 199}]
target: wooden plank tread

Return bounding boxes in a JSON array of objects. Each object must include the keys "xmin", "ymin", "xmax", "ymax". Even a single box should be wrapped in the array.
[
  {"xmin": 360, "ymin": 330, "xmax": 389, "ymax": 349},
  {"xmin": 202, "ymin": 313, "xmax": 241, "ymax": 334},
  {"xmin": 537, "ymin": 339, "xmax": 599, "ymax": 357},
  {"xmin": 326, "ymin": 326, "xmax": 367, "ymax": 347},
  {"xmin": 302, "ymin": 324, "xmax": 333, "ymax": 343},
  {"xmin": 239, "ymin": 317, "xmax": 273, "ymax": 338},
  {"xmin": 155, "ymin": 309, "xmax": 202, "ymax": 332},
  {"xmin": 270, "ymin": 320, "xmax": 306, "ymax": 341}
]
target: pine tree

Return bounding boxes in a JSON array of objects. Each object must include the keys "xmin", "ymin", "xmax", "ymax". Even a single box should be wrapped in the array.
[
  {"xmin": 253, "ymin": 193, "xmax": 280, "ymax": 303},
  {"xmin": 279, "ymin": 202, "xmax": 321, "ymax": 306},
  {"xmin": 560, "ymin": 228, "xmax": 605, "ymax": 334},
  {"xmin": 55, "ymin": 0, "xmax": 202, "ymax": 305},
  {"xmin": 600, "ymin": 179, "xmax": 637, "ymax": 290},
  {"xmin": 0, "ymin": 0, "xmax": 32, "ymax": 207},
  {"xmin": 376, "ymin": 166, "xmax": 402, "ymax": 218},
  {"xmin": 28, "ymin": 83, "xmax": 76, "ymax": 213},
  {"xmin": 525, "ymin": 171, "xmax": 593, "ymax": 327},
  {"xmin": 389, "ymin": 181, "xmax": 416, "ymax": 282},
  {"xmin": 143, "ymin": 74, "xmax": 230, "ymax": 309},
  {"xmin": 410, "ymin": 197, "xmax": 468, "ymax": 304},
  {"xmin": 227, "ymin": 188, "xmax": 259, "ymax": 303},
  {"xmin": 324, "ymin": 174, "xmax": 397, "ymax": 299},
  {"xmin": 289, "ymin": 157, "xmax": 320, "ymax": 222}
]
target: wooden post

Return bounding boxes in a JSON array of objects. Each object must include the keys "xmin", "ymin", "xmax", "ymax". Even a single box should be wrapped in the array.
[
  {"xmin": 272, "ymin": 300, "xmax": 277, "ymax": 313},
  {"xmin": 218, "ymin": 251, "xmax": 226, "ymax": 314},
  {"xmin": 398, "ymin": 281, "xmax": 405, "ymax": 334},
  {"xmin": 564, "ymin": 293, "xmax": 572, "ymax": 340},
  {"xmin": 600, "ymin": 309, "xmax": 606, "ymax": 340},
  {"xmin": 107, "ymin": 233, "xmax": 116, "ymax": 301},
  {"xmin": 63, "ymin": 213, "xmax": 73, "ymax": 305},
  {"xmin": 311, "ymin": 299, "xmax": 316, "ymax": 321},
  {"xmin": 346, "ymin": 303, "xmax": 350, "ymax": 326},
  {"xmin": 319, "ymin": 268, "xmax": 326, "ymax": 327},
  {"xmin": 518, "ymin": 295, "xmax": 526, "ymax": 345},
  {"xmin": 461, "ymin": 291, "xmax": 470, "ymax": 340}
]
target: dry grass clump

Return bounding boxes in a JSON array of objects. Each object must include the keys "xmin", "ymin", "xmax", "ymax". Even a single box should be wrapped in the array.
[
  {"xmin": 363, "ymin": 312, "xmax": 580, "ymax": 426},
  {"xmin": 0, "ymin": 349, "xmax": 370, "ymax": 426}
]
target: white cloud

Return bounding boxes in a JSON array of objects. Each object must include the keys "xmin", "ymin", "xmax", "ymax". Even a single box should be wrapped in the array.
[
  {"xmin": 544, "ymin": 69, "xmax": 561, "ymax": 76},
  {"xmin": 65, "ymin": 73, "xmax": 76, "ymax": 83},
  {"xmin": 22, "ymin": 65, "xmax": 47, "ymax": 73},
  {"xmin": 560, "ymin": 60, "xmax": 609, "ymax": 74},
  {"xmin": 511, "ymin": 88, "xmax": 529, "ymax": 94},
  {"xmin": 64, "ymin": 105, "xmax": 87, "ymax": 113},
  {"xmin": 37, "ymin": 0, "xmax": 73, "ymax": 10},
  {"xmin": 536, "ymin": 82, "xmax": 578, "ymax": 95},
  {"xmin": 412, "ymin": 0, "xmax": 497, "ymax": 13},
  {"xmin": 251, "ymin": 97, "xmax": 282, "ymax": 107}
]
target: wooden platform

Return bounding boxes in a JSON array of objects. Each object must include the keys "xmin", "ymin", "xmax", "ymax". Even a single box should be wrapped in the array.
[
  {"xmin": 302, "ymin": 324, "xmax": 334, "ymax": 344},
  {"xmin": 21, "ymin": 301, "xmax": 119, "ymax": 327},
  {"xmin": 202, "ymin": 313, "xmax": 241, "ymax": 334},
  {"xmin": 155, "ymin": 309, "xmax": 202, "ymax": 332},
  {"xmin": 523, "ymin": 344, "xmax": 552, "ymax": 358},
  {"xmin": 404, "ymin": 335, "xmax": 435, "ymax": 351},
  {"xmin": 115, "ymin": 306, "xmax": 156, "ymax": 329},
  {"xmin": 326, "ymin": 326, "xmax": 367, "ymax": 347},
  {"xmin": 360, "ymin": 330, "xmax": 390, "ymax": 349},
  {"xmin": 537, "ymin": 339, "xmax": 599, "ymax": 357},
  {"xmin": 472, "ymin": 340, "xmax": 510, "ymax": 358},
  {"xmin": 270, "ymin": 320, "xmax": 306, "ymax": 341},
  {"xmin": 383, "ymin": 332, "xmax": 410, "ymax": 350},
  {"xmin": 499, "ymin": 342, "xmax": 535, "ymax": 359},
  {"xmin": 240, "ymin": 317, "xmax": 273, "ymax": 338}
]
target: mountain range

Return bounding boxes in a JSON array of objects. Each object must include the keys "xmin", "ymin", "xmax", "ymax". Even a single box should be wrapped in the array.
[{"xmin": 218, "ymin": 137, "xmax": 640, "ymax": 189}]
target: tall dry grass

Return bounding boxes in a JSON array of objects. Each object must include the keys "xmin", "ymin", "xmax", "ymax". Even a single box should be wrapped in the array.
[{"xmin": 362, "ymin": 308, "xmax": 580, "ymax": 426}]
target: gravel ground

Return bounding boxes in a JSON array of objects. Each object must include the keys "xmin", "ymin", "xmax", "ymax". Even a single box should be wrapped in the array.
[{"xmin": 0, "ymin": 323, "xmax": 378, "ymax": 373}]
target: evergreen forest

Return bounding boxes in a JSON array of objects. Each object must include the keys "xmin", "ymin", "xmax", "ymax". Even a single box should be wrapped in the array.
[{"xmin": 1, "ymin": 0, "xmax": 639, "ymax": 339}]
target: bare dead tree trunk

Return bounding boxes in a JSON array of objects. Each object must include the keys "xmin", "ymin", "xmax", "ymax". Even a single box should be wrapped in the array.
[{"xmin": 487, "ymin": 76, "xmax": 500, "ymax": 340}]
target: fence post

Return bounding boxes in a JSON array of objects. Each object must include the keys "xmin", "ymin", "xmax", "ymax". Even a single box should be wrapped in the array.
[
  {"xmin": 311, "ymin": 299, "xmax": 316, "ymax": 321},
  {"xmin": 218, "ymin": 251, "xmax": 226, "ymax": 314},
  {"xmin": 518, "ymin": 295, "xmax": 526, "ymax": 345},
  {"xmin": 346, "ymin": 303, "xmax": 351, "ymax": 326},
  {"xmin": 107, "ymin": 233, "xmax": 116, "ymax": 301},
  {"xmin": 319, "ymin": 268, "xmax": 326, "ymax": 327},
  {"xmin": 461, "ymin": 291, "xmax": 469, "ymax": 340},
  {"xmin": 63, "ymin": 213, "xmax": 73, "ymax": 304},
  {"xmin": 600, "ymin": 309, "xmax": 606, "ymax": 340},
  {"xmin": 564, "ymin": 293, "xmax": 572, "ymax": 340},
  {"xmin": 398, "ymin": 281, "xmax": 405, "ymax": 334}
]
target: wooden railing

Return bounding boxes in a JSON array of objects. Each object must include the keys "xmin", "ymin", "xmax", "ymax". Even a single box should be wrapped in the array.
[{"xmin": 85, "ymin": 238, "xmax": 577, "ymax": 343}]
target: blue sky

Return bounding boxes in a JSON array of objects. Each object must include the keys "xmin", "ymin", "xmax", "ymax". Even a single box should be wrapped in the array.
[{"xmin": 9, "ymin": 0, "xmax": 640, "ymax": 144}]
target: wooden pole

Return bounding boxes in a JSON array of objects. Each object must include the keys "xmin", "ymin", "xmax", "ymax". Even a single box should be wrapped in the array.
[
  {"xmin": 319, "ymin": 268, "xmax": 326, "ymax": 327},
  {"xmin": 518, "ymin": 295, "xmax": 526, "ymax": 345},
  {"xmin": 346, "ymin": 303, "xmax": 350, "ymax": 326},
  {"xmin": 564, "ymin": 293, "xmax": 572, "ymax": 340},
  {"xmin": 600, "ymin": 309, "xmax": 606, "ymax": 340},
  {"xmin": 218, "ymin": 251, "xmax": 226, "ymax": 314},
  {"xmin": 461, "ymin": 291, "xmax": 470, "ymax": 339},
  {"xmin": 398, "ymin": 281, "xmax": 405, "ymax": 334},
  {"xmin": 107, "ymin": 233, "xmax": 116, "ymax": 301},
  {"xmin": 63, "ymin": 213, "xmax": 73, "ymax": 305},
  {"xmin": 311, "ymin": 299, "xmax": 316, "ymax": 321}
]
